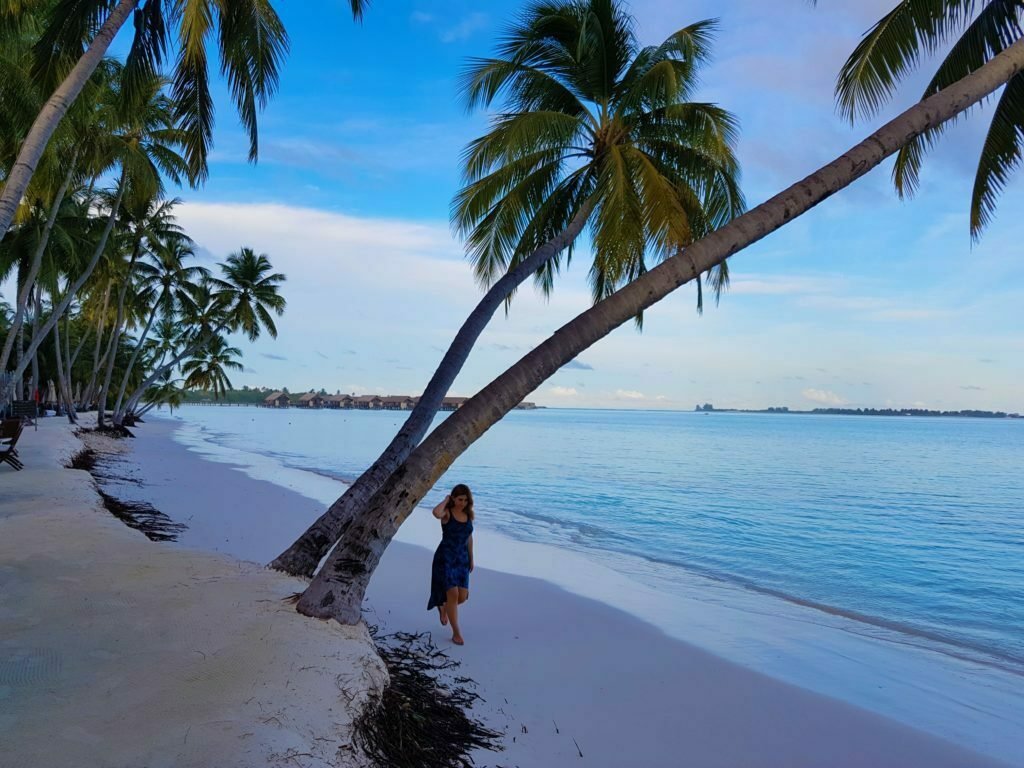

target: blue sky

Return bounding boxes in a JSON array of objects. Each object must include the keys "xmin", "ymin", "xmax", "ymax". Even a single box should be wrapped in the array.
[{"xmin": 61, "ymin": 1, "xmax": 1024, "ymax": 410}]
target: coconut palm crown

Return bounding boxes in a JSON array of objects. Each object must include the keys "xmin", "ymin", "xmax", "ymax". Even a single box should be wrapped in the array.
[
  {"xmin": 206, "ymin": 246, "xmax": 286, "ymax": 341},
  {"xmin": 835, "ymin": 0, "xmax": 1024, "ymax": 237},
  {"xmin": 454, "ymin": 0, "xmax": 745, "ymax": 311}
]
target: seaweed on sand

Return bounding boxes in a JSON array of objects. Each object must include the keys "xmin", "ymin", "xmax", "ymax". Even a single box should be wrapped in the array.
[
  {"xmin": 96, "ymin": 489, "xmax": 186, "ymax": 542},
  {"xmin": 354, "ymin": 627, "xmax": 503, "ymax": 768}
]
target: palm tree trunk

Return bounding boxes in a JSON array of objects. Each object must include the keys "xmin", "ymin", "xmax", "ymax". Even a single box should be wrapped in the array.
[
  {"xmin": 0, "ymin": 0, "xmax": 137, "ymax": 236},
  {"xmin": 29, "ymin": 282, "xmax": 42, "ymax": 401},
  {"xmin": 0, "ymin": 154, "xmax": 76, "ymax": 374},
  {"xmin": 82, "ymin": 285, "xmax": 111, "ymax": 409},
  {"xmin": 118, "ymin": 326, "xmax": 223, "ymax": 422},
  {"xmin": 295, "ymin": 37, "xmax": 1024, "ymax": 624},
  {"xmin": 52, "ymin": 291, "xmax": 77, "ymax": 423},
  {"xmin": 270, "ymin": 203, "xmax": 595, "ymax": 576},
  {"xmin": 2, "ymin": 166, "xmax": 127, "ymax": 404},
  {"xmin": 97, "ymin": 241, "xmax": 142, "ymax": 428},
  {"xmin": 112, "ymin": 300, "xmax": 160, "ymax": 419}
]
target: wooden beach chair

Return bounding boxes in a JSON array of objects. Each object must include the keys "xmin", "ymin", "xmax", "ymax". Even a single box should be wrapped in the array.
[
  {"xmin": 0, "ymin": 420, "xmax": 24, "ymax": 471},
  {"xmin": 10, "ymin": 400, "xmax": 38, "ymax": 431}
]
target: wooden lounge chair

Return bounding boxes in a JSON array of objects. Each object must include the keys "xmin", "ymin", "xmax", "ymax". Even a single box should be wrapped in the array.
[
  {"xmin": 10, "ymin": 400, "xmax": 38, "ymax": 431},
  {"xmin": 0, "ymin": 420, "xmax": 24, "ymax": 470}
]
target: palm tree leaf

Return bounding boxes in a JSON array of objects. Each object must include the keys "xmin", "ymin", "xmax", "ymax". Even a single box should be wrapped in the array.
[
  {"xmin": 836, "ymin": 0, "xmax": 983, "ymax": 122},
  {"xmin": 172, "ymin": 0, "xmax": 214, "ymax": 183},
  {"xmin": 892, "ymin": 0, "xmax": 1023, "ymax": 196},
  {"xmin": 971, "ymin": 69, "xmax": 1024, "ymax": 236},
  {"xmin": 216, "ymin": 0, "xmax": 288, "ymax": 164},
  {"xmin": 123, "ymin": 0, "xmax": 169, "ymax": 107}
]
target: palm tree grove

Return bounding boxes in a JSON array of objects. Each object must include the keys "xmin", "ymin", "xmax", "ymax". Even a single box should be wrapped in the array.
[{"xmin": 3, "ymin": 1, "xmax": 1023, "ymax": 767}]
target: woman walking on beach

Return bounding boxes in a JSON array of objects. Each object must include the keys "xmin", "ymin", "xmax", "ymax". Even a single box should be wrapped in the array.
[{"xmin": 428, "ymin": 484, "xmax": 474, "ymax": 645}]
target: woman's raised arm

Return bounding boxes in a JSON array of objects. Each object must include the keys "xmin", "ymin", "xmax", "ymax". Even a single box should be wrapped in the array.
[{"xmin": 432, "ymin": 495, "xmax": 451, "ymax": 520}]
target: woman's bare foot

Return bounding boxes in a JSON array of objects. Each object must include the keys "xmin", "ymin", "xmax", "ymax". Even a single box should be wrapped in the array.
[
  {"xmin": 438, "ymin": 606, "xmax": 448, "ymax": 626},
  {"xmin": 452, "ymin": 633, "xmax": 464, "ymax": 645}
]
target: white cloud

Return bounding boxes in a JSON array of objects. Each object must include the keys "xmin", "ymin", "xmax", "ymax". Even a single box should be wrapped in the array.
[
  {"xmin": 440, "ymin": 12, "xmax": 488, "ymax": 43},
  {"xmin": 410, "ymin": 11, "xmax": 432, "ymax": 23},
  {"xmin": 615, "ymin": 389, "xmax": 646, "ymax": 400},
  {"xmin": 549, "ymin": 386, "xmax": 578, "ymax": 397},
  {"xmin": 801, "ymin": 388, "xmax": 848, "ymax": 406}
]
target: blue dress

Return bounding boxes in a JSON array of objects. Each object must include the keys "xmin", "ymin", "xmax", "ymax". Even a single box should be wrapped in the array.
[{"xmin": 427, "ymin": 514, "xmax": 473, "ymax": 610}]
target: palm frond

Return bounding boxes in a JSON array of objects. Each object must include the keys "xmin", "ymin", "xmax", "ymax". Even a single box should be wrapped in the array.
[
  {"xmin": 836, "ymin": 0, "xmax": 980, "ymax": 122},
  {"xmin": 971, "ymin": 69, "xmax": 1024, "ymax": 236}
]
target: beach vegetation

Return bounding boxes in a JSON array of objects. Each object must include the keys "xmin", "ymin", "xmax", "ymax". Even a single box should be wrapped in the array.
[{"xmin": 0, "ymin": 16, "xmax": 288, "ymax": 428}]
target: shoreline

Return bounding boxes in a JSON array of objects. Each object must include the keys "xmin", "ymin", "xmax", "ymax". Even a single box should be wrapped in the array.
[
  {"xmin": 105, "ymin": 413, "xmax": 1018, "ymax": 766},
  {"xmin": 0, "ymin": 418, "xmax": 386, "ymax": 768}
]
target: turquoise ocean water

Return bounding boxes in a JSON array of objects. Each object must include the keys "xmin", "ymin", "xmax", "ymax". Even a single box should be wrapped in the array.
[{"xmin": 162, "ymin": 405, "xmax": 1023, "ymax": 676}]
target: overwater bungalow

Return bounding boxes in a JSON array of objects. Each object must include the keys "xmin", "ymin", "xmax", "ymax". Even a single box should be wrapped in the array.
[
  {"xmin": 353, "ymin": 395, "xmax": 382, "ymax": 410},
  {"xmin": 263, "ymin": 391, "xmax": 290, "ymax": 408},
  {"xmin": 381, "ymin": 395, "xmax": 415, "ymax": 410},
  {"xmin": 297, "ymin": 392, "xmax": 324, "ymax": 409}
]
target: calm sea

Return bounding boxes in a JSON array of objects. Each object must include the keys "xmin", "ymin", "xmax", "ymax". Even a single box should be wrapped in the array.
[{"xmin": 161, "ymin": 405, "xmax": 1024, "ymax": 673}]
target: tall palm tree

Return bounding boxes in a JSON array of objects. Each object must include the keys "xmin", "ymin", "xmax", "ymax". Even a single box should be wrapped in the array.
[
  {"xmin": 4, "ymin": 65, "xmax": 188, "ymax": 410},
  {"xmin": 116, "ymin": 247, "xmax": 285, "ymax": 423},
  {"xmin": 181, "ymin": 335, "xmax": 242, "ymax": 399},
  {"xmin": 95, "ymin": 193, "xmax": 187, "ymax": 428},
  {"xmin": 273, "ymin": 0, "xmax": 744, "ymax": 577},
  {"xmin": 0, "ymin": 0, "xmax": 371, "ymax": 237},
  {"xmin": 206, "ymin": 247, "xmax": 286, "ymax": 341},
  {"xmin": 294, "ymin": 37, "xmax": 1024, "ymax": 623},
  {"xmin": 834, "ymin": 0, "xmax": 1024, "ymax": 237},
  {"xmin": 111, "ymin": 232, "xmax": 205, "ymax": 417}
]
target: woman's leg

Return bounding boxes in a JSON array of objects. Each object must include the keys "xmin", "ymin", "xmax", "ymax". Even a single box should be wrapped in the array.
[
  {"xmin": 457, "ymin": 588, "xmax": 469, "ymax": 604},
  {"xmin": 445, "ymin": 586, "xmax": 464, "ymax": 644},
  {"xmin": 438, "ymin": 604, "xmax": 448, "ymax": 625}
]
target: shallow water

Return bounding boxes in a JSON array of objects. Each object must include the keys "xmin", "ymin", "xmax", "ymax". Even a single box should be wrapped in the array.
[
  {"xmin": 147, "ymin": 404, "xmax": 1024, "ymax": 763},
  {"xmin": 163, "ymin": 405, "xmax": 1024, "ymax": 672}
]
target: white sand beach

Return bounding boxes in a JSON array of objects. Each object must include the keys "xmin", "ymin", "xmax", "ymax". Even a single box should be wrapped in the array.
[
  {"xmin": 0, "ymin": 419, "xmax": 386, "ymax": 768},
  {"xmin": 5, "ymin": 414, "xmax": 1011, "ymax": 768}
]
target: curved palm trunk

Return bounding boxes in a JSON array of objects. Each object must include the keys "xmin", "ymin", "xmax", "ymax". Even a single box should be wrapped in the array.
[
  {"xmin": 118, "ymin": 323, "xmax": 225, "ymax": 422},
  {"xmin": 0, "ymin": 0, "xmax": 137, "ymax": 236},
  {"xmin": 112, "ymin": 300, "xmax": 161, "ymax": 419},
  {"xmin": 2, "ymin": 167, "xmax": 127, "ymax": 403},
  {"xmin": 97, "ymin": 242, "xmax": 142, "ymax": 428},
  {"xmin": 271, "ymin": 203, "xmax": 594, "ymax": 577},
  {"xmin": 0, "ymin": 159, "xmax": 76, "ymax": 373},
  {"xmin": 296, "ymin": 37, "xmax": 1024, "ymax": 623}
]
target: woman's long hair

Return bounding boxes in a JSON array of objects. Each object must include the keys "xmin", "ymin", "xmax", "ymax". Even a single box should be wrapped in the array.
[{"xmin": 446, "ymin": 483, "xmax": 475, "ymax": 521}]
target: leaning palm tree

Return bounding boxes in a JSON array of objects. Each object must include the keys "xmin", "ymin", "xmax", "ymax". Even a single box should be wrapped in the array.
[
  {"xmin": 181, "ymin": 335, "xmax": 242, "ymax": 399},
  {"xmin": 273, "ymin": 0, "xmax": 744, "ymax": 576},
  {"xmin": 111, "ymin": 232, "xmax": 206, "ymax": 418},
  {"xmin": 4, "ymin": 65, "xmax": 189, "ymax": 411},
  {"xmin": 0, "ymin": 0, "xmax": 358, "ymax": 235},
  {"xmin": 834, "ymin": 0, "xmax": 1024, "ymax": 237},
  {"xmin": 115, "ymin": 247, "xmax": 285, "ymax": 424},
  {"xmin": 294, "ymin": 37, "xmax": 1024, "ymax": 623}
]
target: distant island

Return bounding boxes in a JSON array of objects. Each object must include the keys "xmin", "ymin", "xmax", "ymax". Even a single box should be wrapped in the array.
[
  {"xmin": 693, "ymin": 403, "xmax": 1021, "ymax": 419},
  {"xmin": 182, "ymin": 386, "xmax": 541, "ymax": 411}
]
